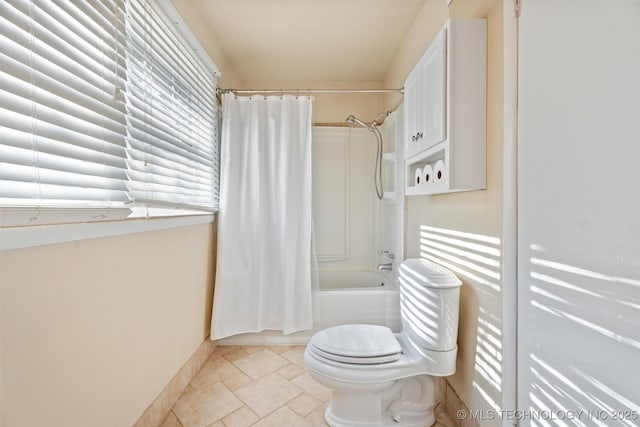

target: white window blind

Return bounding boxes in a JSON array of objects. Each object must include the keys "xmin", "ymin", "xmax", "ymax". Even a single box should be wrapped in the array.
[
  {"xmin": 0, "ymin": 0, "xmax": 219, "ymax": 226},
  {"xmin": 124, "ymin": 0, "xmax": 219, "ymax": 212},
  {"xmin": 0, "ymin": 0, "xmax": 131, "ymax": 224}
]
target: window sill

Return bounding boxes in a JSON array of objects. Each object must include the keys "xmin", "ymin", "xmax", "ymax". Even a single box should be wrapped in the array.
[{"xmin": 0, "ymin": 214, "xmax": 215, "ymax": 251}]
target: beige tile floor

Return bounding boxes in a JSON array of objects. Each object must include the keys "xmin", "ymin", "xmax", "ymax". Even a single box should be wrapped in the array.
[{"xmin": 161, "ymin": 345, "xmax": 457, "ymax": 427}]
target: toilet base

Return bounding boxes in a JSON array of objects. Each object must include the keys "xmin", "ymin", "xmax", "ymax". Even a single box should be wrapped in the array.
[
  {"xmin": 322, "ymin": 375, "xmax": 437, "ymax": 427},
  {"xmin": 325, "ymin": 405, "xmax": 435, "ymax": 427}
]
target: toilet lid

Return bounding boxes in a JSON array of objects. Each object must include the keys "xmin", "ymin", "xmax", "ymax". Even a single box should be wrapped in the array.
[
  {"xmin": 310, "ymin": 325, "xmax": 401, "ymax": 364},
  {"xmin": 311, "ymin": 345, "xmax": 401, "ymax": 365}
]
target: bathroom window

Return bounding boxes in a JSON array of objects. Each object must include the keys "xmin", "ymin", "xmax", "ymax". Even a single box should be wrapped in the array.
[
  {"xmin": 123, "ymin": 0, "xmax": 220, "ymax": 217},
  {"xmin": 0, "ymin": 0, "xmax": 220, "ymax": 227}
]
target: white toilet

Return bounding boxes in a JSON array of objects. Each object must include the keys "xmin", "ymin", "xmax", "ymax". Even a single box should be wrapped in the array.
[{"xmin": 304, "ymin": 258, "xmax": 462, "ymax": 427}]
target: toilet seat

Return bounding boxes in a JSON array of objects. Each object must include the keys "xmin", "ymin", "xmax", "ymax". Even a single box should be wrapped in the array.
[
  {"xmin": 309, "ymin": 324, "xmax": 402, "ymax": 365},
  {"xmin": 311, "ymin": 346, "xmax": 401, "ymax": 365}
]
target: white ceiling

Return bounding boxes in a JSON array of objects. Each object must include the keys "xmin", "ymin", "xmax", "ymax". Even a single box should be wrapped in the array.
[{"xmin": 170, "ymin": 0, "xmax": 427, "ymax": 85}]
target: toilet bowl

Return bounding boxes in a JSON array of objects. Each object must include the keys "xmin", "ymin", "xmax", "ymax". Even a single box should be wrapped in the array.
[{"xmin": 304, "ymin": 259, "xmax": 462, "ymax": 427}]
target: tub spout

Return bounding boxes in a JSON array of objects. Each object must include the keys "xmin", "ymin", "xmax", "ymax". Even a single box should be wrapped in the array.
[{"xmin": 377, "ymin": 262, "xmax": 393, "ymax": 271}]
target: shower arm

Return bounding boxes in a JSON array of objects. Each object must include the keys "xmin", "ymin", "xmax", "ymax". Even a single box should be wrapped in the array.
[{"xmin": 371, "ymin": 111, "xmax": 391, "ymax": 126}]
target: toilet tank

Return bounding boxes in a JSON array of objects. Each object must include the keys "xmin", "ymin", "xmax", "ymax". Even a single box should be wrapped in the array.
[{"xmin": 398, "ymin": 258, "xmax": 462, "ymax": 352}]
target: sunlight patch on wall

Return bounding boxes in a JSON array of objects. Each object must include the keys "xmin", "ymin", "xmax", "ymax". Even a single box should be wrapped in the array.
[
  {"xmin": 528, "ymin": 354, "xmax": 639, "ymax": 427},
  {"xmin": 526, "ymin": 246, "xmax": 640, "ymax": 423},
  {"xmin": 472, "ymin": 380, "xmax": 502, "ymax": 413},
  {"xmin": 529, "ymin": 255, "xmax": 640, "ymax": 350},
  {"xmin": 474, "ymin": 308, "xmax": 502, "ymax": 393},
  {"xmin": 470, "ymin": 305, "xmax": 503, "ymax": 413},
  {"xmin": 530, "ymin": 257, "xmax": 640, "ymax": 288},
  {"xmin": 419, "ymin": 225, "xmax": 503, "ymax": 413},
  {"xmin": 419, "ymin": 225, "xmax": 502, "ymax": 293}
]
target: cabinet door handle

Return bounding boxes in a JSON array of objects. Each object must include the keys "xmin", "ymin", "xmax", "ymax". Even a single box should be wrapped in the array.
[
  {"xmin": 417, "ymin": 132, "xmax": 423, "ymax": 140},
  {"xmin": 411, "ymin": 134, "xmax": 416, "ymax": 142}
]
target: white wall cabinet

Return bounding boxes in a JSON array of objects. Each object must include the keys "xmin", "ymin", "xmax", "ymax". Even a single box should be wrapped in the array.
[
  {"xmin": 405, "ymin": 29, "xmax": 446, "ymax": 158},
  {"xmin": 404, "ymin": 19, "xmax": 486, "ymax": 196}
]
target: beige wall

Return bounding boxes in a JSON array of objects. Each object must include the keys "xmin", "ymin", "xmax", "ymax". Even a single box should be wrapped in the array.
[
  {"xmin": 384, "ymin": 0, "xmax": 500, "ymax": 110},
  {"xmin": 384, "ymin": 1, "xmax": 505, "ymax": 422},
  {"xmin": 0, "ymin": 222, "xmax": 216, "ymax": 427},
  {"xmin": 171, "ymin": 1, "xmax": 241, "ymax": 89},
  {"xmin": 383, "ymin": 2, "xmax": 450, "ymax": 111}
]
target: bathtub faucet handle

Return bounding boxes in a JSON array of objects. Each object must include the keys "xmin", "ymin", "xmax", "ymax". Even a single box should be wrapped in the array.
[
  {"xmin": 377, "ymin": 262, "xmax": 393, "ymax": 271},
  {"xmin": 378, "ymin": 250, "xmax": 395, "ymax": 260}
]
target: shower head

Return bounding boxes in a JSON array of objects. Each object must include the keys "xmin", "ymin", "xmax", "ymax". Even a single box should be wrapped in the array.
[{"xmin": 345, "ymin": 115, "xmax": 369, "ymax": 128}]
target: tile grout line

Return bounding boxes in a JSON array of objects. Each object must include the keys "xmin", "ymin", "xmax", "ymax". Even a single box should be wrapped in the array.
[
  {"xmin": 221, "ymin": 400, "xmax": 261, "ymax": 426},
  {"xmin": 172, "ymin": 410, "xmax": 184, "ymax": 427},
  {"xmin": 228, "ymin": 369, "xmax": 305, "ymax": 422}
]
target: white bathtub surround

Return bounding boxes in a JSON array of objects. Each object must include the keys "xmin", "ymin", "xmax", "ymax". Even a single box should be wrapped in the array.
[
  {"xmin": 311, "ymin": 127, "xmax": 378, "ymax": 267},
  {"xmin": 212, "ymin": 94, "xmax": 314, "ymax": 339}
]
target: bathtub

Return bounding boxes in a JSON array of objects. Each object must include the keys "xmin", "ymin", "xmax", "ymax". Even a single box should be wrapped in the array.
[
  {"xmin": 314, "ymin": 271, "xmax": 400, "ymax": 331},
  {"xmin": 318, "ymin": 271, "xmax": 390, "ymax": 289},
  {"xmin": 218, "ymin": 271, "xmax": 401, "ymax": 346}
]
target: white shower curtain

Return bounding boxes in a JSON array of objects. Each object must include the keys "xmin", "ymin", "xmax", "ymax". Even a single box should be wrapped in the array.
[{"xmin": 211, "ymin": 94, "xmax": 314, "ymax": 339}]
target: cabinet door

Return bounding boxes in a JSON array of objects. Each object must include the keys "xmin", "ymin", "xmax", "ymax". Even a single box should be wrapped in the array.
[
  {"xmin": 419, "ymin": 28, "xmax": 446, "ymax": 150},
  {"xmin": 403, "ymin": 67, "xmax": 423, "ymax": 159}
]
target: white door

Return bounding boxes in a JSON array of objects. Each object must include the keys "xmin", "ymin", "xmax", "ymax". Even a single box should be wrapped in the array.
[{"xmin": 517, "ymin": 0, "xmax": 640, "ymax": 423}]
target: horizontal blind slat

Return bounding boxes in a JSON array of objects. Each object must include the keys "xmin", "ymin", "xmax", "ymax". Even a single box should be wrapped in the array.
[
  {"xmin": 0, "ymin": 113, "xmax": 127, "ymax": 161},
  {"xmin": 1, "ymin": 132, "xmax": 127, "ymax": 174},
  {"xmin": 0, "ymin": 104, "xmax": 126, "ymax": 151},
  {"xmin": 0, "ymin": 146, "xmax": 128, "ymax": 181},
  {"xmin": 0, "ymin": 73, "xmax": 126, "ymax": 135}
]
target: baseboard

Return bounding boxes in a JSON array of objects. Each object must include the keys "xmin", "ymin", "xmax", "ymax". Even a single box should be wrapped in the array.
[{"xmin": 132, "ymin": 338, "xmax": 217, "ymax": 427}]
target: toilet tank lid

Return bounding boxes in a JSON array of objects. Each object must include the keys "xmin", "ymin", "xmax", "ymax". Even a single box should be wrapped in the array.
[{"xmin": 399, "ymin": 259, "xmax": 462, "ymax": 288}]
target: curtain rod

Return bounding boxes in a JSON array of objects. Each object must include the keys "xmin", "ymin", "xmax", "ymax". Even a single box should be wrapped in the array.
[{"xmin": 217, "ymin": 88, "xmax": 404, "ymax": 95}]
